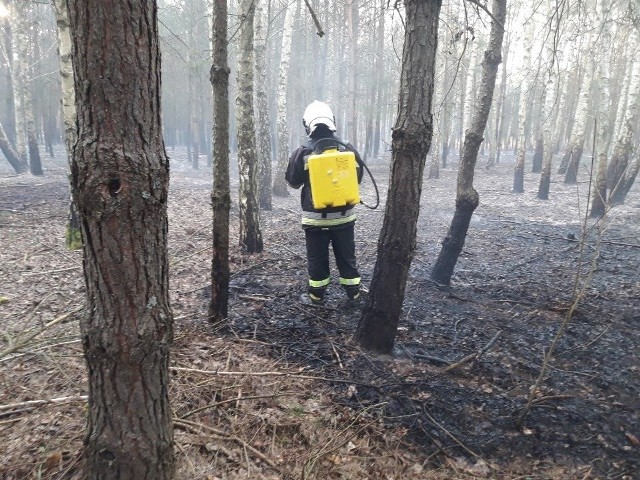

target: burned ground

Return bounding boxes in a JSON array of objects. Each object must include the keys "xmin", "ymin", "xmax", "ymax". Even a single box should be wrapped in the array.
[{"xmin": 0, "ymin": 149, "xmax": 638, "ymax": 479}]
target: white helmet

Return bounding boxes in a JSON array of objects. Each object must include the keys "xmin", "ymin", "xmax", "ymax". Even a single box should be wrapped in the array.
[{"xmin": 302, "ymin": 101, "xmax": 336, "ymax": 135}]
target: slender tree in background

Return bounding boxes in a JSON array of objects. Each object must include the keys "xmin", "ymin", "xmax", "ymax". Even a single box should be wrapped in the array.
[
  {"xmin": 236, "ymin": 0, "xmax": 263, "ymax": 253},
  {"xmin": 512, "ymin": 15, "xmax": 534, "ymax": 193},
  {"xmin": 564, "ymin": 37, "xmax": 593, "ymax": 185},
  {"xmin": 609, "ymin": 30, "xmax": 640, "ymax": 205},
  {"xmin": 356, "ymin": 0, "xmax": 442, "ymax": 354},
  {"xmin": 67, "ymin": 1, "xmax": 174, "ymax": 477},
  {"xmin": 209, "ymin": 0, "xmax": 231, "ymax": 323},
  {"xmin": 272, "ymin": 0, "xmax": 295, "ymax": 197},
  {"xmin": 9, "ymin": 0, "xmax": 27, "ymax": 167},
  {"xmin": 12, "ymin": 0, "xmax": 41, "ymax": 175},
  {"xmin": 0, "ymin": 119, "xmax": 26, "ymax": 172},
  {"xmin": 589, "ymin": 1, "xmax": 612, "ymax": 217},
  {"xmin": 431, "ymin": 0, "xmax": 506, "ymax": 286},
  {"xmin": 255, "ymin": 0, "xmax": 272, "ymax": 211},
  {"xmin": 52, "ymin": 0, "xmax": 81, "ymax": 249},
  {"xmin": 538, "ymin": 5, "xmax": 561, "ymax": 201}
]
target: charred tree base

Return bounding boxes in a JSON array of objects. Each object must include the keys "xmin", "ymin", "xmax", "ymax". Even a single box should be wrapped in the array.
[{"xmin": 431, "ymin": 196, "xmax": 478, "ymax": 286}]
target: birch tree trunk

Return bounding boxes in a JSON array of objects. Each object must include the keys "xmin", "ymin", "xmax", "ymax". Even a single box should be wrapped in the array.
[
  {"xmin": 67, "ymin": 1, "xmax": 174, "ymax": 477},
  {"xmin": 564, "ymin": 37, "xmax": 593, "ymax": 185},
  {"xmin": 538, "ymin": 9, "xmax": 560, "ymax": 200},
  {"xmin": 53, "ymin": 0, "xmax": 82, "ymax": 249},
  {"xmin": 1, "ymin": 12, "xmax": 16, "ymax": 146},
  {"xmin": 255, "ymin": 0, "xmax": 272, "ymax": 211},
  {"xmin": 13, "ymin": 1, "xmax": 42, "ymax": 175},
  {"xmin": 431, "ymin": 0, "xmax": 506, "ymax": 286},
  {"xmin": 512, "ymin": 16, "xmax": 534, "ymax": 193},
  {"xmin": 236, "ymin": 0, "xmax": 263, "ymax": 253},
  {"xmin": 209, "ymin": 0, "xmax": 231, "ymax": 322},
  {"xmin": 10, "ymin": 1, "xmax": 28, "ymax": 167},
  {"xmin": 272, "ymin": 0, "xmax": 295, "ymax": 197},
  {"xmin": 356, "ymin": 0, "xmax": 442, "ymax": 354},
  {"xmin": 589, "ymin": 2, "xmax": 612, "ymax": 217},
  {"xmin": 609, "ymin": 31, "xmax": 640, "ymax": 205}
]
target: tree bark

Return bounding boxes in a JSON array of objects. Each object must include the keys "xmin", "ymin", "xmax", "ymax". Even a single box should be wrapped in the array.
[
  {"xmin": 209, "ymin": 0, "xmax": 231, "ymax": 323},
  {"xmin": 0, "ymin": 120, "xmax": 27, "ymax": 173},
  {"xmin": 67, "ymin": 1, "xmax": 174, "ymax": 478},
  {"xmin": 272, "ymin": 0, "xmax": 295, "ymax": 197},
  {"xmin": 53, "ymin": 0, "xmax": 82, "ymax": 249},
  {"xmin": 431, "ymin": 0, "xmax": 506, "ymax": 286},
  {"xmin": 236, "ymin": 0, "xmax": 263, "ymax": 253},
  {"xmin": 255, "ymin": 0, "xmax": 273, "ymax": 211},
  {"xmin": 512, "ymin": 14, "xmax": 534, "ymax": 193},
  {"xmin": 589, "ymin": 1, "xmax": 612, "ymax": 218},
  {"xmin": 564, "ymin": 53, "xmax": 593, "ymax": 185},
  {"xmin": 355, "ymin": 0, "xmax": 442, "ymax": 354}
]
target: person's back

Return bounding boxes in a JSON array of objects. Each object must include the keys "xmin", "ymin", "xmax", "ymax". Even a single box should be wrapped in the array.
[{"xmin": 285, "ymin": 101, "xmax": 364, "ymax": 305}]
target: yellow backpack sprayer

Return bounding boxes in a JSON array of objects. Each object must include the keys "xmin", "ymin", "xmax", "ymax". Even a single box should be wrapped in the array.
[{"xmin": 306, "ymin": 138, "xmax": 380, "ymax": 210}]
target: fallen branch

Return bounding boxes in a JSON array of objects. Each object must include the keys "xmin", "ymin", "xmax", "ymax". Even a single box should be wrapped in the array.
[
  {"xmin": 180, "ymin": 392, "xmax": 307, "ymax": 419},
  {"xmin": 171, "ymin": 366, "xmax": 380, "ymax": 389},
  {"xmin": 443, "ymin": 330, "xmax": 502, "ymax": 373}
]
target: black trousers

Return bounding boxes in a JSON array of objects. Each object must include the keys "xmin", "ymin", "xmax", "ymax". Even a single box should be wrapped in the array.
[{"xmin": 304, "ymin": 223, "xmax": 360, "ymax": 299}]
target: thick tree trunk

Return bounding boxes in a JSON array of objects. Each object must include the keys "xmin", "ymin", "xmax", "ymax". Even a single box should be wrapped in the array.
[
  {"xmin": 209, "ymin": 0, "xmax": 231, "ymax": 323},
  {"xmin": 431, "ymin": 0, "xmax": 506, "ymax": 286},
  {"xmin": 236, "ymin": 0, "xmax": 263, "ymax": 253},
  {"xmin": 67, "ymin": 2, "xmax": 174, "ymax": 478},
  {"xmin": 355, "ymin": 0, "xmax": 442, "ymax": 354}
]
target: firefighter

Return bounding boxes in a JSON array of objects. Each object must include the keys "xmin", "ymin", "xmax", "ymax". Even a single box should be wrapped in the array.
[{"xmin": 285, "ymin": 100, "xmax": 364, "ymax": 305}]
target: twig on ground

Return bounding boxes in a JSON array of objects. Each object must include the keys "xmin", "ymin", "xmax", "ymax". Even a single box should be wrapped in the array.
[
  {"xmin": 0, "ymin": 395, "xmax": 88, "ymax": 416},
  {"xmin": 174, "ymin": 418, "xmax": 280, "ymax": 471},
  {"xmin": 20, "ymin": 266, "xmax": 81, "ymax": 276},
  {"xmin": 180, "ymin": 392, "xmax": 307, "ymax": 419},
  {"xmin": 422, "ymin": 409, "xmax": 494, "ymax": 470},
  {"xmin": 443, "ymin": 330, "xmax": 502, "ymax": 373},
  {"xmin": 0, "ymin": 305, "xmax": 84, "ymax": 360}
]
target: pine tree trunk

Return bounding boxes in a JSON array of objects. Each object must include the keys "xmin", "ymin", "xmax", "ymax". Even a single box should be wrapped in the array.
[
  {"xmin": 431, "ymin": 0, "xmax": 506, "ymax": 286},
  {"xmin": 356, "ymin": 0, "xmax": 442, "ymax": 354},
  {"xmin": 209, "ymin": 0, "xmax": 231, "ymax": 323},
  {"xmin": 236, "ymin": 0, "xmax": 263, "ymax": 253},
  {"xmin": 67, "ymin": 1, "xmax": 174, "ymax": 478}
]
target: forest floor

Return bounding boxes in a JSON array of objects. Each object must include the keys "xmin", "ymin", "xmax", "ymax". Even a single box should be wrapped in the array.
[{"xmin": 0, "ymin": 147, "xmax": 639, "ymax": 480}]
